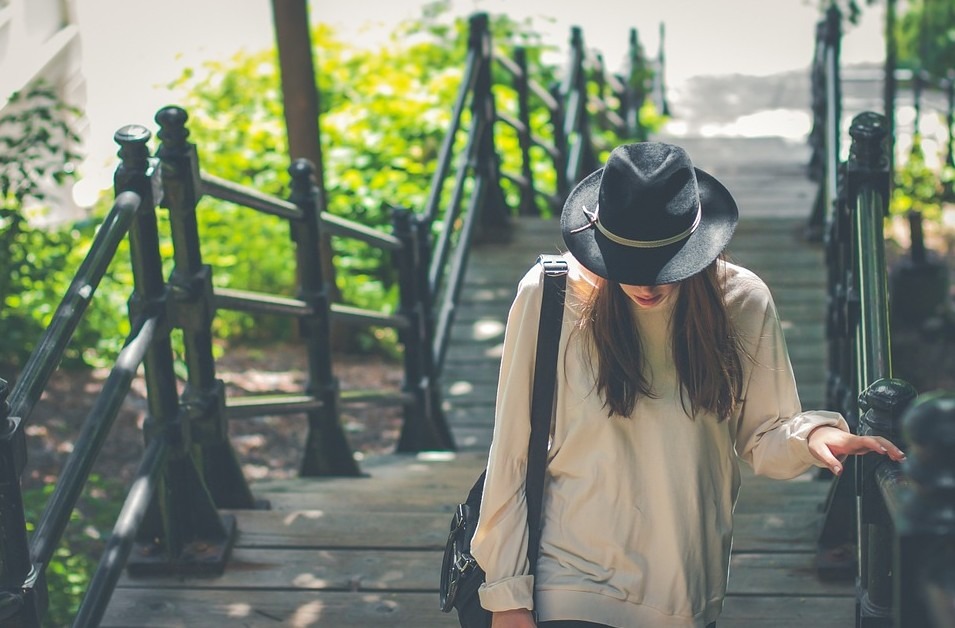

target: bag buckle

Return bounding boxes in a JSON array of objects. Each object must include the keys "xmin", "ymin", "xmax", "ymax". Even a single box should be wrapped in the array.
[
  {"xmin": 453, "ymin": 553, "xmax": 477, "ymax": 575},
  {"xmin": 537, "ymin": 254, "xmax": 568, "ymax": 277}
]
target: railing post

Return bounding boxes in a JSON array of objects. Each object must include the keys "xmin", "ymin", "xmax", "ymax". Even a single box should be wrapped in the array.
[
  {"xmin": 393, "ymin": 207, "xmax": 455, "ymax": 452},
  {"xmin": 592, "ymin": 52, "xmax": 608, "ymax": 129},
  {"xmin": 807, "ymin": 4, "xmax": 843, "ymax": 241},
  {"xmin": 817, "ymin": 112, "xmax": 891, "ymax": 581},
  {"xmin": 808, "ymin": 19, "xmax": 827, "ymax": 184},
  {"xmin": 896, "ymin": 392, "xmax": 955, "ymax": 627},
  {"xmin": 513, "ymin": 47, "xmax": 537, "ymax": 216},
  {"xmin": 0, "ymin": 378, "xmax": 44, "ymax": 626},
  {"xmin": 655, "ymin": 22, "xmax": 670, "ymax": 117},
  {"xmin": 154, "ymin": 106, "xmax": 258, "ymax": 507},
  {"xmin": 946, "ymin": 71, "xmax": 955, "ymax": 169},
  {"xmin": 550, "ymin": 81, "xmax": 569, "ymax": 200},
  {"xmin": 912, "ymin": 70, "xmax": 924, "ymax": 147},
  {"xmin": 624, "ymin": 28, "xmax": 647, "ymax": 141},
  {"xmin": 470, "ymin": 13, "xmax": 510, "ymax": 240},
  {"xmin": 114, "ymin": 125, "xmax": 236, "ymax": 576},
  {"xmin": 857, "ymin": 378, "xmax": 918, "ymax": 627},
  {"xmin": 884, "ymin": 0, "xmax": 897, "ymax": 178},
  {"xmin": 563, "ymin": 26, "xmax": 597, "ymax": 184},
  {"xmin": 845, "ymin": 112, "xmax": 893, "ymax": 623},
  {"xmin": 288, "ymin": 159, "xmax": 361, "ymax": 476},
  {"xmin": 847, "ymin": 112, "xmax": 892, "ymax": 385}
]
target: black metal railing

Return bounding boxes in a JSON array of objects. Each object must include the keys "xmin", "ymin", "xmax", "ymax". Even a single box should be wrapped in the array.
[
  {"xmin": 155, "ymin": 106, "xmax": 449, "ymax": 467},
  {"xmin": 809, "ymin": 7, "xmax": 955, "ymax": 624},
  {"xmin": 807, "ymin": 6, "xmax": 843, "ymax": 242},
  {"xmin": 491, "ymin": 25, "xmax": 657, "ymax": 217},
  {"xmin": 0, "ymin": 188, "xmax": 143, "ymax": 626},
  {"xmin": 0, "ymin": 109, "xmax": 452, "ymax": 624},
  {"xmin": 425, "ymin": 13, "xmax": 661, "ymax": 392}
]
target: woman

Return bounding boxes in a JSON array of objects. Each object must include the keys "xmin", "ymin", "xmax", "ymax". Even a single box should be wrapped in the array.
[{"xmin": 470, "ymin": 142, "xmax": 905, "ymax": 628}]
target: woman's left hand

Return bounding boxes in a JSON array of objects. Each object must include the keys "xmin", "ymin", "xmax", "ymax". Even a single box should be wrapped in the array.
[{"xmin": 807, "ymin": 426, "xmax": 906, "ymax": 476}]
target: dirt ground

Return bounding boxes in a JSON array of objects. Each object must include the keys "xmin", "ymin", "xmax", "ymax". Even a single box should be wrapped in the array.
[{"xmin": 17, "ymin": 344, "xmax": 405, "ymax": 492}]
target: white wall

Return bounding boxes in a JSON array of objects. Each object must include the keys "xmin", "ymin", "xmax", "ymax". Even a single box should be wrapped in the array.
[{"xmin": 0, "ymin": 0, "xmax": 86, "ymax": 222}]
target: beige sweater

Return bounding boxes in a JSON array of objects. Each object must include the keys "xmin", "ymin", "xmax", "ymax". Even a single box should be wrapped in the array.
[{"xmin": 471, "ymin": 256, "xmax": 847, "ymax": 628}]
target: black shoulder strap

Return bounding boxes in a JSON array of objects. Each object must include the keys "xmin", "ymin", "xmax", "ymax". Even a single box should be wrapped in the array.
[{"xmin": 525, "ymin": 254, "xmax": 568, "ymax": 575}]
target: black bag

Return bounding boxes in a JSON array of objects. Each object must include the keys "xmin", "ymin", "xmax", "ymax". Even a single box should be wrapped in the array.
[{"xmin": 439, "ymin": 255, "xmax": 568, "ymax": 627}]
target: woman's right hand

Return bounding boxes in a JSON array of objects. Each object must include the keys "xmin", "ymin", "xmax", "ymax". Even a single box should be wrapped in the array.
[{"xmin": 491, "ymin": 608, "xmax": 536, "ymax": 627}]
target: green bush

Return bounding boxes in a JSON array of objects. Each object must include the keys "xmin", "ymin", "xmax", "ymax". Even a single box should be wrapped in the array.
[
  {"xmin": 161, "ymin": 8, "xmax": 580, "ymax": 347},
  {"xmin": 3, "ymin": 7, "xmax": 660, "ymax": 366},
  {"xmin": 22, "ymin": 475, "xmax": 124, "ymax": 626},
  {"xmin": 891, "ymin": 137, "xmax": 946, "ymax": 220}
]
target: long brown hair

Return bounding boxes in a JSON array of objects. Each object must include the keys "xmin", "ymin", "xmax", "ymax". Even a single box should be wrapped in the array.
[{"xmin": 575, "ymin": 258, "xmax": 744, "ymax": 421}]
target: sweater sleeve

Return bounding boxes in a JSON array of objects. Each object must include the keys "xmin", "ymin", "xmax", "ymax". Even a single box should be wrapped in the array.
[
  {"xmin": 732, "ymin": 277, "xmax": 849, "ymax": 479},
  {"xmin": 470, "ymin": 265, "xmax": 545, "ymax": 612}
]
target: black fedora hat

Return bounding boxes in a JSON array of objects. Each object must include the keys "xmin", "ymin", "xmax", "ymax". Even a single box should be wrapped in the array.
[{"xmin": 561, "ymin": 142, "xmax": 738, "ymax": 285}]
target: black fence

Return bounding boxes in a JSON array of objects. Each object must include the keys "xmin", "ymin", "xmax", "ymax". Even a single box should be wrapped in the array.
[{"xmin": 809, "ymin": 6, "xmax": 955, "ymax": 626}]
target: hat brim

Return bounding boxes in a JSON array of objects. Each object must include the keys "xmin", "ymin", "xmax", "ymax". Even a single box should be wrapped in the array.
[{"xmin": 560, "ymin": 166, "xmax": 739, "ymax": 285}]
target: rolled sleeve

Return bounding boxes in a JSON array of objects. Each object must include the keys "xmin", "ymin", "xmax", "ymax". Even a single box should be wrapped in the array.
[
  {"xmin": 478, "ymin": 575, "xmax": 536, "ymax": 612},
  {"xmin": 731, "ymin": 275, "xmax": 849, "ymax": 478},
  {"xmin": 470, "ymin": 265, "xmax": 544, "ymax": 612}
]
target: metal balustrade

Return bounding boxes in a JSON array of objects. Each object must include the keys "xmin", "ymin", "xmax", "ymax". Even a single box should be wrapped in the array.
[{"xmin": 809, "ymin": 6, "xmax": 955, "ymax": 625}]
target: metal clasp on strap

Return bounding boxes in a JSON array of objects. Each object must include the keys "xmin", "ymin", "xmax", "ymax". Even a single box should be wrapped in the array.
[{"xmin": 537, "ymin": 254, "xmax": 568, "ymax": 276}]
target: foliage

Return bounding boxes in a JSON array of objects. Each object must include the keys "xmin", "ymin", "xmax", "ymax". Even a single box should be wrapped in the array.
[
  {"xmin": 21, "ymin": 475, "xmax": 124, "ymax": 626},
  {"xmin": 164, "ymin": 4, "xmax": 647, "ymax": 348},
  {"xmin": 0, "ymin": 81, "xmax": 82, "ymax": 206},
  {"xmin": 889, "ymin": 1, "xmax": 955, "ymax": 222},
  {"xmin": 3, "ymin": 5, "xmax": 660, "ymax": 366},
  {"xmin": 812, "ymin": 0, "xmax": 878, "ymax": 26},
  {"xmin": 895, "ymin": 0, "xmax": 955, "ymax": 82},
  {"xmin": 0, "ymin": 212, "xmax": 131, "ymax": 370},
  {"xmin": 0, "ymin": 82, "xmax": 105, "ymax": 370},
  {"xmin": 890, "ymin": 136, "xmax": 951, "ymax": 220}
]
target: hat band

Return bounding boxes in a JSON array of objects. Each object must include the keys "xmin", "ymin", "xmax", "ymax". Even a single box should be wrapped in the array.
[{"xmin": 571, "ymin": 203, "xmax": 703, "ymax": 249}]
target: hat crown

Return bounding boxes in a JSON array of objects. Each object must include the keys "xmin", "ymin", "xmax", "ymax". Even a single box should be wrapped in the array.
[{"xmin": 597, "ymin": 143, "xmax": 700, "ymax": 242}]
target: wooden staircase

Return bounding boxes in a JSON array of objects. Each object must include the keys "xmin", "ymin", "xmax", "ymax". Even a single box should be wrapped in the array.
[{"xmin": 101, "ymin": 134, "xmax": 850, "ymax": 627}]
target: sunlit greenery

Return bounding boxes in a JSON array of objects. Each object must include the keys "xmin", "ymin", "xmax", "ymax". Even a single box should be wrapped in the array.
[
  {"xmin": 895, "ymin": 0, "xmax": 955, "ymax": 82},
  {"xmin": 22, "ymin": 476, "xmax": 124, "ymax": 626}
]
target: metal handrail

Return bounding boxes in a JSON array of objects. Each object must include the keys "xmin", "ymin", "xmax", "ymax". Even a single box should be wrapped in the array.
[
  {"xmin": 810, "ymin": 8, "xmax": 955, "ymax": 624},
  {"xmin": 201, "ymin": 173, "xmax": 303, "ymax": 221},
  {"xmin": 421, "ymin": 38, "xmax": 482, "ymax": 226},
  {"xmin": 6, "ymin": 191, "xmax": 142, "ymax": 424},
  {"xmin": 428, "ymin": 107, "xmax": 487, "ymax": 295},
  {"xmin": 433, "ymin": 158, "xmax": 488, "ymax": 374},
  {"xmin": 202, "ymin": 172, "xmax": 404, "ymax": 250},
  {"xmin": 71, "ymin": 437, "xmax": 166, "ymax": 627},
  {"xmin": 30, "ymin": 312, "xmax": 160, "ymax": 568},
  {"xmin": 492, "ymin": 50, "xmax": 560, "ymax": 113},
  {"xmin": 0, "ymin": 190, "xmax": 143, "ymax": 626}
]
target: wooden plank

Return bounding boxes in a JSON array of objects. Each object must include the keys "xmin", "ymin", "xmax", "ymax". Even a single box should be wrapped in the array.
[
  {"xmin": 101, "ymin": 590, "xmax": 456, "ymax": 627},
  {"xmin": 225, "ymin": 512, "xmax": 450, "ymax": 550},
  {"xmin": 101, "ymin": 131, "xmax": 842, "ymax": 627},
  {"xmin": 728, "ymin": 553, "xmax": 852, "ymax": 596},
  {"xmin": 729, "ymin": 519, "xmax": 822, "ymax": 551},
  {"xmin": 118, "ymin": 548, "xmax": 444, "ymax": 591},
  {"xmin": 721, "ymin": 595, "xmax": 854, "ymax": 627},
  {"xmin": 115, "ymin": 549, "xmax": 846, "ymax": 598}
]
